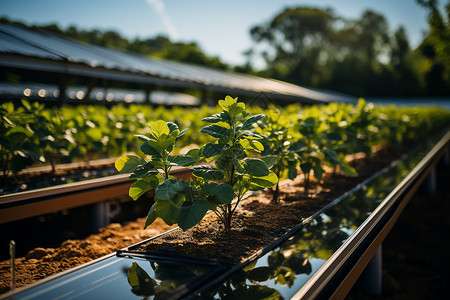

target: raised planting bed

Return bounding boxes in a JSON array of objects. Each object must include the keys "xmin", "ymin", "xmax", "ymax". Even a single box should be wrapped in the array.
[
  {"xmin": 0, "ymin": 164, "xmax": 191, "ymax": 225},
  {"xmin": 2, "ymin": 128, "xmax": 447, "ymax": 299},
  {"xmin": 0, "ymin": 157, "xmax": 119, "ymax": 195}
]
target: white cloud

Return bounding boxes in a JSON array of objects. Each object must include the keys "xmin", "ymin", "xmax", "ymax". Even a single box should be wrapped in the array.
[{"xmin": 146, "ymin": 0, "xmax": 179, "ymax": 40}]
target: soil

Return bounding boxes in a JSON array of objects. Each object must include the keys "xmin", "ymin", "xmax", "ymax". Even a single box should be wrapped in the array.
[{"xmin": 0, "ymin": 145, "xmax": 408, "ymax": 295}]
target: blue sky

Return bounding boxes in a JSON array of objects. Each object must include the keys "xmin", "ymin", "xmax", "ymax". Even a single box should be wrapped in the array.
[{"xmin": 0, "ymin": 0, "xmax": 434, "ymax": 66}]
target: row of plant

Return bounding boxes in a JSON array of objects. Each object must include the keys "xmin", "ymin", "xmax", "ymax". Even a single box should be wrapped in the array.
[
  {"xmin": 1, "ymin": 98, "xmax": 449, "ymax": 182},
  {"xmin": 0, "ymin": 101, "xmax": 216, "ymax": 179},
  {"xmin": 114, "ymin": 96, "xmax": 450, "ymax": 233}
]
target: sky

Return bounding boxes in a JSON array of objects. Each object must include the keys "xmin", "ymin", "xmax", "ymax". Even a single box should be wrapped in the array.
[{"xmin": 0, "ymin": 0, "xmax": 436, "ymax": 67}]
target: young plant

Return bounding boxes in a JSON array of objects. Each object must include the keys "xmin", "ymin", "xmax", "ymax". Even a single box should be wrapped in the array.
[
  {"xmin": 194, "ymin": 96, "xmax": 278, "ymax": 230},
  {"xmin": 115, "ymin": 96, "xmax": 278, "ymax": 232},
  {"xmin": 289, "ymin": 117, "xmax": 324, "ymax": 195},
  {"xmin": 320, "ymin": 106, "xmax": 357, "ymax": 177},
  {"xmin": 115, "ymin": 120, "xmax": 202, "ymax": 230},
  {"xmin": 23, "ymin": 103, "xmax": 77, "ymax": 175},
  {"xmin": 345, "ymin": 99, "xmax": 377, "ymax": 159},
  {"xmin": 256, "ymin": 109, "xmax": 296, "ymax": 203},
  {"xmin": 0, "ymin": 101, "xmax": 44, "ymax": 182}
]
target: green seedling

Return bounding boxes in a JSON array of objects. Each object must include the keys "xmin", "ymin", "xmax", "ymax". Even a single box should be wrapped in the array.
[
  {"xmin": 195, "ymin": 96, "xmax": 278, "ymax": 230},
  {"xmin": 116, "ymin": 96, "xmax": 278, "ymax": 232},
  {"xmin": 289, "ymin": 117, "xmax": 324, "ymax": 195},
  {"xmin": 257, "ymin": 109, "xmax": 296, "ymax": 203}
]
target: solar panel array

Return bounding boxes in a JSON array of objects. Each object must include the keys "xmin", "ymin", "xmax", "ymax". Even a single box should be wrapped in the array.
[{"xmin": 0, "ymin": 22, "xmax": 355, "ymax": 104}]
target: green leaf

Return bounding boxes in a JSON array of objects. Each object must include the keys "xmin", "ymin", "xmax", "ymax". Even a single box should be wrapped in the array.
[
  {"xmin": 134, "ymin": 134, "xmax": 150, "ymax": 142},
  {"xmin": 129, "ymin": 165, "xmax": 159, "ymax": 179},
  {"xmin": 200, "ymin": 125, "xmax": 229, "ymax": 138},
  {"xmin": 177, "ymin": 128, "xmax": 188, "ymax": 139},
  {"xmin": 168, "ymin": 155, "xmax": 196, "ymax": 166},
  {"xmin": 201, "ymin": 143, "xmax": 225, "ymax": 158},
  {"xmin": 323, "ymin": 148, "xmax": 339, "ymax": 163},
  {"xmin": 249, "ymin": 140, "xmax": 264, "ymax": 152},
  {"xmin": 261, "ymin": 155, "xmax": 278, "ymax": 169},
  {"xmin": 127, "ymin": 262, "xmax": 156, "ymax": 297},
  {"xmin": 129, "ymin": 174, "xmax": 162, "ymax": 200},
  {"xmin": 244, "ymin": 158, "xmax": 269, "ymax": 177},
  {"xmin": 166, "ymin": 122, "xmax": 179, "ymax": 133},
  {"xmin": 289, "ymin": 140, "xmax": 307, "ymax": 152},
  {"xmin": 115, "ymin": 155, "xmax": 147, "ymax": 173},
  {"xmin": 155, "ymin": 195, "xmax": 184, "ymax": 225},
  {"xmin": 300, "ymin": 162, "xmax": 313, "ymax": 174},
  {"xmin": 287, "ymin": 160, "xmax": 298, "ymax": 180},
  {"xmin": 326, "ymin": 132, "xmax": 342, "ymax": 141},
  {"xmin": 155, "ymin": 179, "xmax": 189, "ymax": 200},
  {"xmin": 241, "ymin": 114, "xmax": 265, "ymax": 129},
  {"xmin": 149, "ymin": 160, "xmax": 164, "ymax": 169},
  {"xmin": 86, "ymin": 127, "xmax": 103, "ymax": 141},
  {"xmin": 303, "ymin": 117, "xmax": 316, "ymax": 127},
  {"xmin": 140, "ymin": 142, "xmax": 161, "ymax": 157},
  {"xmin": 148, "ymin": 120, "xmax": 169, "ymax": 139},
  {"xmin": 220, "ymin": 111, "xmax": 231, "ymax": 122},
  {"xmin": 313, "ymin": 165, "xmax": 324, "ymax": 181},
  {"xmin": 159, "ymin": 135, "xmax": 176, "ymax": 150},
  {"xmin": 229, "ymin": 102, "xmax": 245, "ymax": 118},
  {"xmin": 214, "ymin": 155, "xmax": 231, "ymax": 171},
  {"xmin": 147, "ymin": 140, "xmax": 162, "ymax": 153},
  {"xmin": 240, "ymin": 130, "xmax": 263, "ymax": 139},
  {"xmin": 204, "ymin": 182, "xmax": 234, "ymax": 204},
  {"xmin": 247, "ymin": 267, "xmax": 272, "ymax": 282},
  {"xmin": 202, "ymin": 114, "xmax": 225, "ymax": 123},
  {"xmin": 218, "ymin": 95, "xmax": 238, "ymax": 111},
  {"xmin": 186, "ymin": 148, "xmax": 200, "ymax": 158},
  {"xmin": 191, "ymin": 165, "xmax": 224, "ymax": 180},
  {"xmin": 249, "ymin": 171, "xmax": 278, "ymax": 189},
  {"xmin": 340, "ymin": 163, "xmax": 358, "ymax": 177},
  {"xmin": 177, "ymin": 200, "xmax": 209, "ymax": 231},
  {"xmin": 144, "ymin": 203, "xmax": 158, "ymax": 229},
  {"xmin": 233, "ymin": 158, "xmax": 245, "ymax": 173}
]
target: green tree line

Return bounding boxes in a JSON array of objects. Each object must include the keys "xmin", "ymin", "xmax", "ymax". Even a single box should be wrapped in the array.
[
  {"xmin": 247, "ymin": 0, "xmax": 450, "ymax": 97},
  {"xmin": 1, "ymin": 0, "xmax": 449, "ymax": 97}
]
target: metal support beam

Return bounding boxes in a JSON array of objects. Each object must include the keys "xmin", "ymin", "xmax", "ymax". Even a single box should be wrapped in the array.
[
  {"xmin": 83, "ymin": 78, "xmax": 97, "ymax": 101},
  {"xmin": 200, "ymin": 88, "xmax": 209, "ymax": 105},
  {"xmin": 144, "ymin": 84, "xmax": 153, "ymax": 104},
  {"xmin": 424, "ymin": 167, "xmax": 437, "ymax": 194},
  {"xmin": 357, "ymin": 246, "xmax": 383, "ymax": 296},
  {"xmin": 89, "ymin": 200, "xmax": 121, "ymax": 232},
  {"xmin": 58, "ymin": 74, "xmax": 67, "ymax": 105}
]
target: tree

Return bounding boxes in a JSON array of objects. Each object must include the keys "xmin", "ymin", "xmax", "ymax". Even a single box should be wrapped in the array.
[
  {"xmin": 250, "ymin": 7, "xmax": 336, "ymax": 87},
  {"xmin": 248, "ymin": 7, "xmax": 408, "ymax": 97},
  {"xmin": 417, "ymin": 0, "xmax": 450, "ymax": 95}
]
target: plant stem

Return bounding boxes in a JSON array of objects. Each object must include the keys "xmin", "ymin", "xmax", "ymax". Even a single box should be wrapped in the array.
[
  {"xmin": 273, "ymin": 182, "xmax": 280, "ymax": 203},
  {"xmin": 272, "ymin": 167, "xmax": 282, "ymax": 203},
  {"xmin": 223, "ymin": 121, "xmax": 237, "ymax": 232},
  {"xmin": 305, "ymin": 171, "xmax": 310, "ymax": 195}
]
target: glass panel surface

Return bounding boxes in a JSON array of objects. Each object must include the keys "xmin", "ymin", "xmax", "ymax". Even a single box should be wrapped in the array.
[{"xmin": 12, "ymin": 256, "xmax": 219, "ymax": 300}]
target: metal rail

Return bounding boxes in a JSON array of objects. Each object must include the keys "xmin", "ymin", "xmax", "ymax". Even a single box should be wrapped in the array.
[
  {"xmin": 292, "ymin": 131, "xmax": 449, "ymax": 300},
  {"xmin": 0, "ymin": 166, "xmax": 191, "ymax": 224}
]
